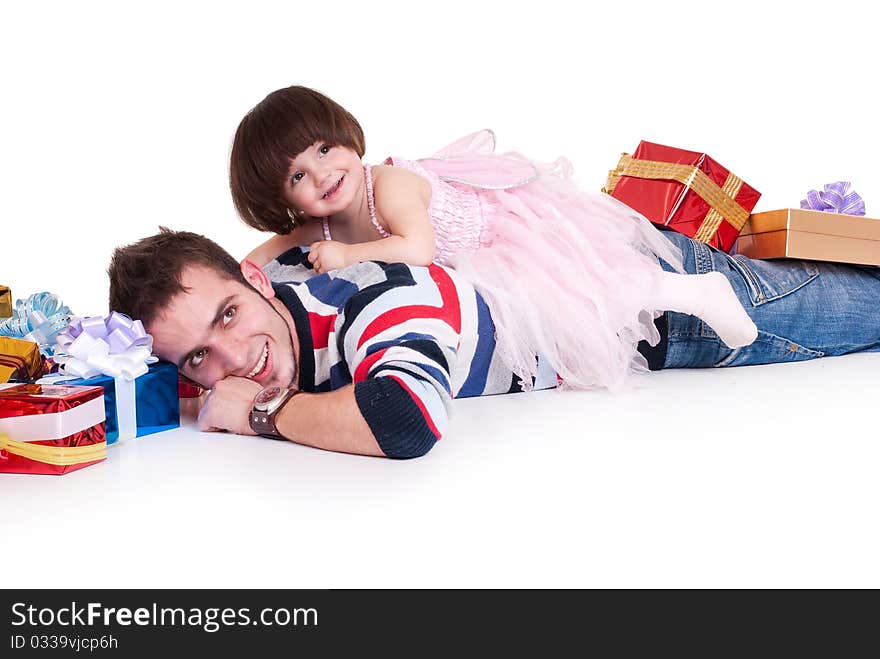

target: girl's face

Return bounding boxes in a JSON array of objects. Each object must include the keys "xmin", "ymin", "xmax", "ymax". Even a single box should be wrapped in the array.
[{"xmin": 282, "ymin": 142, "xmax": 364, "ymax": 218}]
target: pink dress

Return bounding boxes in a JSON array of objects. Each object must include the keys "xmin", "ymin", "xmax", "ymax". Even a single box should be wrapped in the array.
[{"xmin": 331, "ymin": 130, "xmax": 685, "ymax": 390}]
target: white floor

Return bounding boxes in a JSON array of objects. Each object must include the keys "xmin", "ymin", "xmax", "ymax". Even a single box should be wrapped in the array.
[{"xmin": 2, "ymin": 353, "xmax": 878, "ymax": 589}]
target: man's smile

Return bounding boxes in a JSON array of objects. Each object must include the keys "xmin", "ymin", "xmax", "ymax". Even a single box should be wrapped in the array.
[{"xmin": 246, "ymin": 342, "xmax": 271, "ymax": 382}]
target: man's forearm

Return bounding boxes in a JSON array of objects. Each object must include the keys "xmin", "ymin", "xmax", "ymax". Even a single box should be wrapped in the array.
[{"xmin": 275, "ymin": 385, "xmax": 385, "ymax": 457}]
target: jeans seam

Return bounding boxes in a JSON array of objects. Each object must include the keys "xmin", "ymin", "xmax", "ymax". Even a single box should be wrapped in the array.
[
  {"xmin": 687, "ymin": 243, "xmax": 720, "ymax": 339},
  {"xmin": 713, "ymin": 331, "xmax": 825, "ymax": 367},
  {"xmin": 727, "ymin": 256, "xmax": 821, "ymax": 306},
  {"xmin": 693, "ymin": 241, "xmax": 714, "ymax": 275},
  {"xmin": 728, "ymin": 256, "xmax": 762, "ymax": 302},
  {"xmin": 714, "ymin": 346, "xmax": 742, "ymax": 367}
]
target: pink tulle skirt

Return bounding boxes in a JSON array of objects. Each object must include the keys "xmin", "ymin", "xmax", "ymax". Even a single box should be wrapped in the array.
[{"xmin": 430, "ymin": 159, "xmax": 685, "ymax": 391}]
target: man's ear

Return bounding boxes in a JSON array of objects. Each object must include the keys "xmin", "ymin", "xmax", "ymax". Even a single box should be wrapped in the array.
[{"xmin": 240, "ymin": 259, "xmax": 276, "ymax": 299}]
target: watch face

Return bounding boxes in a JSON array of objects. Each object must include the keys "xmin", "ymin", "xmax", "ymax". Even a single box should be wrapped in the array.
[{"xmin": 254, "ymin": 385, "xmax": 283, "ymax": 408}]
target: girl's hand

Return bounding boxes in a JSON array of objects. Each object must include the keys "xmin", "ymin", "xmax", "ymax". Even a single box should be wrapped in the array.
[{"xmin": 308, "ymin": 240, "xmax": 352, "ymax": 274}]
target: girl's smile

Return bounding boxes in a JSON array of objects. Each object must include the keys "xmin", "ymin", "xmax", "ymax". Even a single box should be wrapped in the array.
[{"xmin": 322, "ymin": 174, "xmax": 344, "ymax": 200}]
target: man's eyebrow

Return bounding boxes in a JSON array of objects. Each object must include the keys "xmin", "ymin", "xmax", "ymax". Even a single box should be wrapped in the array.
[{"xmin": 176, "ymin": 295, "xmax": 237, "ymax": 371}]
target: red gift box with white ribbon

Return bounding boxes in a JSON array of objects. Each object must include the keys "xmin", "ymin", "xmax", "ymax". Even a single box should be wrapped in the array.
[{"xmin": 0, "ymin": 383, "xmax": 106, "ymax": 475}]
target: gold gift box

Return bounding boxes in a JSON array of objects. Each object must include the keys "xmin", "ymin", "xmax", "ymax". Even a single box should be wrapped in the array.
[
  {"xmin": 0, "ymin": 286, "xmax": 11, "ymax": 318},
  {"xmin": 0, "ymin": 336, "xmax": 44, "ymax": 383},
  {"xmin": 734, "ymin": 208, "xmax": 880, "ymax": 265}
]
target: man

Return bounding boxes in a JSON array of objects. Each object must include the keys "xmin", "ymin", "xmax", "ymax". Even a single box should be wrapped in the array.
[{"xmin": 108, "ymin": 228, "xmax": 880, "ymax": 459}]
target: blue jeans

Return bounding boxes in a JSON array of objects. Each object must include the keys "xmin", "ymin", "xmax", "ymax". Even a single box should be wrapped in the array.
[{"xmin": 659, "ymin": 230, "xmax": 880, "ymax": 368}]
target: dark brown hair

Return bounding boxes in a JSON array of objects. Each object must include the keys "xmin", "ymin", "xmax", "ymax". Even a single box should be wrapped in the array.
[
  {"xmin": 108, "ymin": 227, "xmax": 249, "ymax": 327},
  {"xmin": 229, "ymin": 86, "xmax": 366, "ymax": 234}
]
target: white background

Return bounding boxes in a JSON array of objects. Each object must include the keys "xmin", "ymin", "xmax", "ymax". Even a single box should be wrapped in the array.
[
  {"xmin": 4, "ymin": 0, "xmax": 878, "ymax": 313},
  {"xmin": 2, "ymin": 1, "xmax": 879, "ymax": 588}
]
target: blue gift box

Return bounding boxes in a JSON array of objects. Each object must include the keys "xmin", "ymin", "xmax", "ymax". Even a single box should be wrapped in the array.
[{"xmin": 61, "ymin": 361, "xmax": 180, "ymax": 444}]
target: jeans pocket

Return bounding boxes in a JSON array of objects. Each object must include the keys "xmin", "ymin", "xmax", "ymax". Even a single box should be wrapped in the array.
[
  {"xmin": 724, "ymin": 254, "xmax": 820, "ymax": 306},
  {"xmin": 714, "ymin": 330, "xmax": 826, "ymax": 367}
]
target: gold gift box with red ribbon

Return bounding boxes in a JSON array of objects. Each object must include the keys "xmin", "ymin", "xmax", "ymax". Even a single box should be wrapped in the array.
[
  {"xmin": 604, "ymin": 141, "xmax": 762, "ymax": 253},
  {"xmin": 0, "ymin": 336, "xmax": 45, "ymax": 384},
  {"xmin": 0, "ymin": 383, "xmax": 106, "ymax": 475},
  {"xmin": 0, "ymin": 286, "xmax": 11, "ymax": 319}
]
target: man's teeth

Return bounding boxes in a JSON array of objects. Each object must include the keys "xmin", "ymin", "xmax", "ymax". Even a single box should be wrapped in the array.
[{"xmin": 247, "ymin": 345, "xmax": 268, "ymax": 378}]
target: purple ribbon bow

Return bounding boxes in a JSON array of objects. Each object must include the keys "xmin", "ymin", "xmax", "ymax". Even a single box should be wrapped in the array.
[
  {"xmin": 57, "ymin": 311, "xmax": 152, "ymax": 355},
  {"xmin": 45, "ymin": 311, "xmax": 156, "ymax": 442},
  {"xmin": 800, "ymin": 181, "xmax": 865, "ymax": 216}
]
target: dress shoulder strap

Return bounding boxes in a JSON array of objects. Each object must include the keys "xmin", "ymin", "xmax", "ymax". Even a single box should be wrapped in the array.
[
  {"xmin": 319, "ymin": 165, "xmax": 389, "ymax": 241},
  {"xmin": 365, "ymin": 164, "xmax": 390, "ymax": 238}
]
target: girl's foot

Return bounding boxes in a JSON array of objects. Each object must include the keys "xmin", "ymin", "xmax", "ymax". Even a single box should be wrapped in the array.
[
  {"xmin": 654, "ymin": 271, "xmax": 758, "ymax": 348},
  {"xmin": 693, "ymin": 272, "xmax": 759, "ymax": 348}
]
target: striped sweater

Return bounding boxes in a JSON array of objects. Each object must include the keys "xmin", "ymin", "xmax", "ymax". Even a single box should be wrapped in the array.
[{"xmin": 265, "ymin": 248, "xmax": 557, "ymax": 459}]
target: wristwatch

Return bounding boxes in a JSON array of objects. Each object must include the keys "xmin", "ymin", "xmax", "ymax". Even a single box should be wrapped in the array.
[{"xmin": 249, "ymin": 386, "xmax": 297, "ymax": 439}]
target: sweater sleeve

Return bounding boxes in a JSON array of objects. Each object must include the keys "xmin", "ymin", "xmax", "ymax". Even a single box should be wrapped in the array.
[
  {"xmin": 354, "ymin": 373, "xmax": 446, "ymax": 459},
  {"xmin": 341, "ymin": 264, "xmax": 462, "ymax": 459},
  {"xmin": 351, "ymin": 335, "xmax": 454, "ymax": 459},
  {"xmin": 263, "ymin": 246, "xmax": 316, "ymax": 284}
]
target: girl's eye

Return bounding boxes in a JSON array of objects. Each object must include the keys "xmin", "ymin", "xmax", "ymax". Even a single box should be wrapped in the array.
[
  {"xmin": 222, "ymin": 306, "xmax": 236, "ymax": 325},
  {"xmin": 291, "ymin": 172, "xmax": 304, "ymax": 185},
  {"xmin": 190, "ymin": 349, "xmax": 207, "ymax": 369},
  {"xmin": 319, "ymin": 144, "xmax": 331, "ymax": 155}
]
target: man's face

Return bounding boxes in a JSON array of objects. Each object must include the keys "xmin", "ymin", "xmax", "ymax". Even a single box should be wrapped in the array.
[{"xmin": 149, "ymin": 263, "xmax": 298, "ymax": 390}]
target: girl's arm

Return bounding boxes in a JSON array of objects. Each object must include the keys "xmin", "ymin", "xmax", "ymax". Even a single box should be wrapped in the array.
[{"xmin": 245, "ymin": 221, "xmax": 327, "ymax": 266}]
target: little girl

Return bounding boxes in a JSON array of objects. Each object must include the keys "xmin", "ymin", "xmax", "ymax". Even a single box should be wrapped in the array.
[{"xmin": 230, "ymin": 86, "xmax": 757, "ymax": 390}]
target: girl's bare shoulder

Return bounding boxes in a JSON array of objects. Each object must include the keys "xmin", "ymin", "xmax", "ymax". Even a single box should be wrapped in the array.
[{"xmin": 371, "ymin": 163, "xmax": 431, "ymax": 208}]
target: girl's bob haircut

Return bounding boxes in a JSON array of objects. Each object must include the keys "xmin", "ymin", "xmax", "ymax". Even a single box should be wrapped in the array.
[{"xmin": 230, "ymin": 86, "xmax": 365, "ymax": 233}]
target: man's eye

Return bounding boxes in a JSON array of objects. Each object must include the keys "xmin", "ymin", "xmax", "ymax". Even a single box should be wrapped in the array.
[
  {"xmin": 319, "ymin": 144, "xmax": 330, "ymax": 155},
  {"xmin": 223, "ymin": 306, "xmax": 236, "ymax": 325},
  {"xmin": 190, "ymin": 349, "xmax": 207, "ymax": 368}
]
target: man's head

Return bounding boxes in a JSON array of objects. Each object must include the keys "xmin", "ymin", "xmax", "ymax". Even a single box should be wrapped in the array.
[{"xmin": 108, "ymin": 228, "xmax": 298, "ymax": 390}]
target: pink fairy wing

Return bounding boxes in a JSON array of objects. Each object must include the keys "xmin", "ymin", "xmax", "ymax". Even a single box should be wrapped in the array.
[
  {"xmin": 418, "ymin": 155, "xmax": 539, "ymax": 189},
  {"xmin": 419, "ymin": 131, "xmax": 539, "ymax": 189},
  {"xmin": 431, "ymin": 129, "xmax": 498, "ymax": 158}
]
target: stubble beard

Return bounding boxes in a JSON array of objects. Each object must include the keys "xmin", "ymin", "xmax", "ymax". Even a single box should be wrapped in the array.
[{"xmin": 266, "ymin": 295, "xmax": 299, "ymax": 391}]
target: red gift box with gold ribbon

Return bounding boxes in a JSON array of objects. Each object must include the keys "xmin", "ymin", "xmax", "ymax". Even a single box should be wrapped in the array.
[
  {"xmin": 0, "ymin": 383, "xmax": 106, "ymax": 475},
  {"xmin": 604, "ymin": 141, "xmax": 761, "ymax": 253}
]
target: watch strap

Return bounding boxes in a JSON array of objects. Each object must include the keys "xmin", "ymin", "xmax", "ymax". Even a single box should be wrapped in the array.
[{"xmin": 249, "ymin": 388, "xmax": 296, "ymax": 439}]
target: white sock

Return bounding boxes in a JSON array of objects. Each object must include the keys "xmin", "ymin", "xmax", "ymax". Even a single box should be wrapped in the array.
[{"xmin": 652, "ymin": 271, "xmax": 758, "ymax": 348}]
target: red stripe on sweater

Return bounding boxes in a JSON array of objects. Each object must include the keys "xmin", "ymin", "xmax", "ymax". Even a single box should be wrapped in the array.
[
  {"xmin": 308, "ymin": 312, "xmax": 336, "ymax": 350},
  {"xmin": 353, "ymin": 347, "xmax": 389, "ymax": 383},
  {"xmin": 357, "ymin": 264, "xmax": 461, "ymax": 350},
  {"xmin": 386, "ymin": 374, "xmax": 442, "ymax": 440}
]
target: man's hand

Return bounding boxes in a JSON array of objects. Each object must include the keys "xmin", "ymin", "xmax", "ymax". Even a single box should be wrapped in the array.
[
  {"xmin": 197, "ymin": 376, "xmax": 263, "ymax": 435},
  {"xmin": 308, "ymin": 240, "xmax": 352, "ymax": 274}
]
